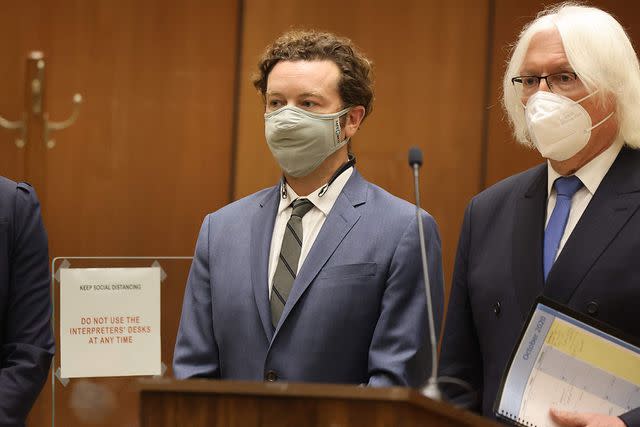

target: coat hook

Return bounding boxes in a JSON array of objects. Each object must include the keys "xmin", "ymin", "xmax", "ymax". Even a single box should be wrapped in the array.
[
  {"xmin": 44, "ymin": 93, "xmax": 83, "ymax": 149},
  {"xmin": 2, "ymin": 53, "xmax": 82, "ymax": 149},
  {"xmin": 0, "ymin": 113, "xmax": 26, "ymax": 148}
]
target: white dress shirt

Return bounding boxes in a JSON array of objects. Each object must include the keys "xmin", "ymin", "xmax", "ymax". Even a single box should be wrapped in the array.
[
  {"xmin": 267, "ymin": 167, "xmax": 353, "ymax": 297},
  {"xmin": 545, "ymin": 137, "xmax": 624, "ymax": 261}
]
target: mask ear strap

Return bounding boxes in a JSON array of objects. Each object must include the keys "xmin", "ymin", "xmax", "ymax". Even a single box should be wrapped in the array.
[
  {"xmin": 575, "ymin": 89, "xmax": 599, "ymax": 104},
  {"xmin": 334, "ymin": 107, "xmax": 354, "ymax": 142},
  {"xmin": 334, "ymin": 108, "xmax": 350, "ymax": 142},
  {"xmin": 521, "ymin": 89, "xmax": 600, "ymax": 109},
  {"xmin": 586, "ymin": 110, "xmax": 614, "ymax": 132}
]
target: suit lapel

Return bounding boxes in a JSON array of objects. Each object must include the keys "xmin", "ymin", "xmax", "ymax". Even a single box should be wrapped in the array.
[
  {"xmin": 273, "ymin": 170, "xmax": 367, "ymax": 336},
  {"xmin": 546, "ymin": 147, "xmax": 640, "ymax": 303},
  {"xmin": 513, "ymin": 164, "xmax": 548, "ymax": 320},
  {"xmin": 251, "ymin": 185, "xmax": 280, "ymax": 340}
]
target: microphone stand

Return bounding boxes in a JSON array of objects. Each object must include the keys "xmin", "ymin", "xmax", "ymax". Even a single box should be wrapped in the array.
[{"xmin": 409, "ymin": 147, "xmax": 441, "ymax": 400}]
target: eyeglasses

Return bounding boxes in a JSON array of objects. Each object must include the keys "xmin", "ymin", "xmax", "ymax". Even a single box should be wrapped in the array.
[{"xmin": 511, "ymin": 72, "xmax": 580, "ymax": 97}]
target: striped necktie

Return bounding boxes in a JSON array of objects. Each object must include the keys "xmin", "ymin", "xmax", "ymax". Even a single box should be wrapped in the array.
[{"xmin": 270, "ymin": 198, "xmax": 314, "ymax": 327}]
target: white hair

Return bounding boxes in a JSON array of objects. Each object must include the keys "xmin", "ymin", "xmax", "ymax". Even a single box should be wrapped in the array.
[{"xmin": 503, "ymin": 3, "xmax": 640, "ymax": 148}]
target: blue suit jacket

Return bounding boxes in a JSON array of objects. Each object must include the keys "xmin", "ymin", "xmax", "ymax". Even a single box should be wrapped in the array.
[
  {"xmin": 439, "ymin": 147, "xmax": 640, "ymax": 426},
  {"xmin": 174, "ymin": 170, "xmax": 444, "ymax": 387},
  {"xmin": 0, "ymin": 177, "xmax": 54, "ymax": 426}
]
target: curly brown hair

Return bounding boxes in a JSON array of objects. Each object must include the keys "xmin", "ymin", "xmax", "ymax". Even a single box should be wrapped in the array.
[{"xmin": 253, "ymin": 30, "xmax": 374, "ymax": 119}]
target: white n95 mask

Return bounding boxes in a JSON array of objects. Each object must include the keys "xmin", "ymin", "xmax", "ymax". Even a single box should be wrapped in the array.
[
  {"xmin": 525, "ymin": 90, "xmax": 613, "ymax": 161},
  {"xmin": 265, "ymin": 106, "xmax": 351, "ymax": 177}
]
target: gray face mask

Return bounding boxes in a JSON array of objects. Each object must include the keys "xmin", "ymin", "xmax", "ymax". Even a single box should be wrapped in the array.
[{"xmin": 265, "ymin": 106, "xmax": 351, "ymax": 177}]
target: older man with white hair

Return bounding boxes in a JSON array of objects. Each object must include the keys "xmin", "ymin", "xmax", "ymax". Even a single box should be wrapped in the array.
[{"xmin": 440, "ymin": 4, "xmax": 640, "ymax": 427}]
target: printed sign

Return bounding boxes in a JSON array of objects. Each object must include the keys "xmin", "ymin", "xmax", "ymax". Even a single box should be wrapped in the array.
[{"xmin": 60, "ymin": 267, "xmax": 161, "ymax": 378}]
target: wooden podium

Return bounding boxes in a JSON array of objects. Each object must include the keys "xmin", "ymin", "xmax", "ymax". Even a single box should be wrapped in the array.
[{"xmin": 139, "ymin": 379, "xmax": 500, "ymax": 427}]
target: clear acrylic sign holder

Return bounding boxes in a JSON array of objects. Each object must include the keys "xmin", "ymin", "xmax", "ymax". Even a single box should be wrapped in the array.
[{"xmin": 49, "ymin": 256, "xmax": 192, "ymax": 427}]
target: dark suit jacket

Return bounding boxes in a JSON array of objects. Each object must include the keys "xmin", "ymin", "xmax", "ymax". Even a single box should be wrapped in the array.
[
  {"xmin": 0, "ymin": 177, "xmax": 54, "ymax": 427},
  {"xmin": 439, "ymin": 147, "xmax": 640, "ymax": 426},
  {"xmin": 174, "ymin": 169, "xmax": 444, "ymax": 387}
]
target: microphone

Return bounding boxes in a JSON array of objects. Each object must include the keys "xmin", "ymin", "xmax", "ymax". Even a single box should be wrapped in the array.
[
  {"xmin": 408, "ymin": 147, "xmax": 423, "ymax": 168},
  {"xmin": 408, "ymin": 146, "xmax": 441, "ymax": 400}
]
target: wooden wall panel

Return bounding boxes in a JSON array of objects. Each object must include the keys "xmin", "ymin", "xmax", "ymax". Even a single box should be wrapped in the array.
[
  {"xmin": 41, "ymin": 0, "xmax": 238, "ymax": 256},
  {"xmin": 486, "ymin": 1, "xmax": 640, "ymax": 187},
  {"xmin": 235, "ymin": 0, "xmax": 490, "ymax": 292},
  {"xmin": 0, "ymin": 3, "xmax": 43, "ymax": 181},
  {"xmin": 0, "ymin": 1, "xmax": 240, "ymax": 426},
  {"xmin": 9, "ymin": 0, "xmax": 637, "ymax": 424}
]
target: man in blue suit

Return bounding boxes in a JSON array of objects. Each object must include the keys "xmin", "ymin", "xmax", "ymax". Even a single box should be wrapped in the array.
[
  {"xmin": 174, "ymin": 30, "xmax": 444, "ymax": 387},
  {"xmin": 440, "ymin": 5, "xmax": 640, "ymax": 427},
  {"xmin": 0, "ymin": 177, "xmax": 54, "ymax": 426}
]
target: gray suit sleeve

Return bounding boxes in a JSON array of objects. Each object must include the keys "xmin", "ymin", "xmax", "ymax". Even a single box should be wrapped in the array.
[
  {"xmin": 367, "ymin": 210, "xmax": 444, "ymax": 387},
  {"xmin": 173, "ymin": 214, "xmax": 220, "ymax": 379}
]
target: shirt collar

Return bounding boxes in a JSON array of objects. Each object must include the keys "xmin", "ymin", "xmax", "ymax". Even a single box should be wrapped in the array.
[
  {"xmin": 547, "ymin": 136, "xmax": 624, "ymax": 196},
  {"xmin": 277, "ymin": 167, "xmax": 354, "ymax": 216}
]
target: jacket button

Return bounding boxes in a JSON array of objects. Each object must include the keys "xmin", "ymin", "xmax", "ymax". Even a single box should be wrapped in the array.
[
  {"xmin": 586, "ymin": 301, "xmax": 598, "ymax": 315},
  {"xmin": 265, "ymin": 370, "xmax": 278, "ymax": 382},
  {"xmin": 493, "ymin": 301, "xmax": 501, "ymax": 317}
]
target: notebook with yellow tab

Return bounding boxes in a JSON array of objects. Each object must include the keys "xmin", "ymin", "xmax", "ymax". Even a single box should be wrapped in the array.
[{"xmin": 494, "ymin": 297, "xmax": 640, "ymax": 427}]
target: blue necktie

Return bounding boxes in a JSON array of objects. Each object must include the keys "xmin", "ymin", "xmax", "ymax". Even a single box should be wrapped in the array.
[{"xmin": 543, "ymin": 176, "xmax": 583, "ymax": 281}]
